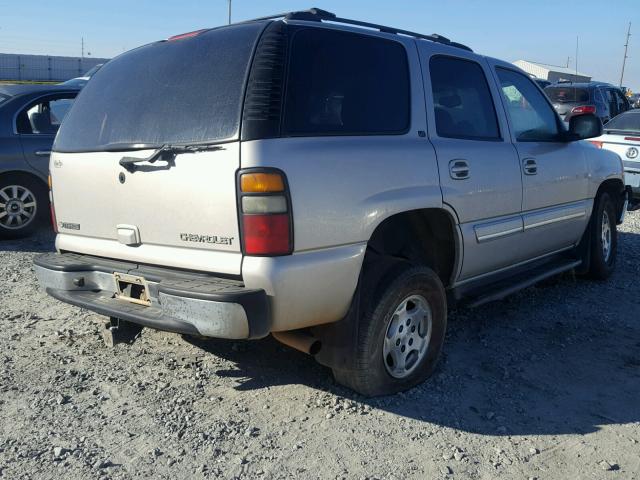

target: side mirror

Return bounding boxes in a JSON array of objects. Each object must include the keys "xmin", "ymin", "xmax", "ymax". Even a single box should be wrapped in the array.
[{"xmin": 566, "ymin": 114, "xmax": 603, "ymax": 141}]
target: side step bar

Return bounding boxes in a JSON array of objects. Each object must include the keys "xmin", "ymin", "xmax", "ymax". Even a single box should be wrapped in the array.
[{"xmin": 453, "ymin": 257, "xmax": 582, "ymax": 308}]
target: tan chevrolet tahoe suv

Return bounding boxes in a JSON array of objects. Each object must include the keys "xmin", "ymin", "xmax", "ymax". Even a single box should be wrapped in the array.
[{"xmin": 35, "ymin": 9, "xmax": 628, "ymax": 396}]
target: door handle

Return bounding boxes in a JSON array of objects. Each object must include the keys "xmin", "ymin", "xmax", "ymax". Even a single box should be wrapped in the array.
[
  {"xmin": 523, "ymin": 158, "xmax": 537, "ymax": 175},
  {"xmin": 34, "ymin": 150, "xmax": 51, "ymax": 157},
  {"xmin": 449, "ymin": 159, "xmax": 470, "ymax": 180}
]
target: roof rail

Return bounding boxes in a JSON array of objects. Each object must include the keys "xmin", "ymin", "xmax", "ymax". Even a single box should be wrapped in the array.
[{"xmin": 245, "ymin": 8, "xmax": 473, "ymax": 52}]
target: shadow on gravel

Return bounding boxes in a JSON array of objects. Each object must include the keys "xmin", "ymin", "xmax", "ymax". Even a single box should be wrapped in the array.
[
  {"xmin": 187, "ymin": 230, "xmax": 640, "ymax": 437},
  {"xmin": 0, "ymin": 228, "xmax": 55, "ymax": 253}
]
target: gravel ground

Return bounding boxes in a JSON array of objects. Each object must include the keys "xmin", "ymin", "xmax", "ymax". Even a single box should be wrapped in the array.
[{"xmin": 1, "ymin": 212, "xmax": 639, "ymax": 480}]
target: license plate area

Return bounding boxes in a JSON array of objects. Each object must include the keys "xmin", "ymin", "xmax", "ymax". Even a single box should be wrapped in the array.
[{"xmin": 113, "ymin": 272, "xmax": 151, "ymax": 306}]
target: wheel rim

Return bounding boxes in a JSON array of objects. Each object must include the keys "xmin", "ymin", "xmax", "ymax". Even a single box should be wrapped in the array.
[
  {"xmin": 0, "ymin": 185, "xmax": 37, "ymax": 230},
  {"xmin": 383, "ymin": 294, "xmax": 432, "ymax": 379},
  {"xmin": 601, "ymin": 209, "xmax": 612, "ymax": 262}
]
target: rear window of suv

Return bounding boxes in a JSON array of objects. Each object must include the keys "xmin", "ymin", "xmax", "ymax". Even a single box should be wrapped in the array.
[
  {"xmin": 54, "ymin": 22, "xmax": 265, "ymax": 152},
  {"xmin": 545, "ymin": 87, "xmax": 590, "ymax": 103},
  {"xmin": 283, "ymin": 28, "xmax": 410, "ymax": 136}
]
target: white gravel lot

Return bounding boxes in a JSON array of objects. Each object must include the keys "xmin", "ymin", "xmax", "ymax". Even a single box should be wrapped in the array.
[{"xmin": 1, "ymin": 212, "xmax": 639, "ymax": 480}]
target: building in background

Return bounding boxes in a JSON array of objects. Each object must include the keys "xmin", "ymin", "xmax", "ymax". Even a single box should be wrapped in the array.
[
  {"xmin": 513, "ymin": 60, "xmax": 592, "ymax": 83},
  {"xmin": 0, "ymin": 53, "xmax": 109, "ymax": 82}
]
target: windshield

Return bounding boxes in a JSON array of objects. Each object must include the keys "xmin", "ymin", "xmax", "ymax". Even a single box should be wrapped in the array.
[
  {"xmin": 545, "ymin": 87, "xmax": 590, "ymax": 103},
  {"xmin": 54, "ymin": 22, "xmax": 265, "ymax": 153},
  {"xmin": 604, "ymin": 112, "xmax": 640, "ymax": 132}
]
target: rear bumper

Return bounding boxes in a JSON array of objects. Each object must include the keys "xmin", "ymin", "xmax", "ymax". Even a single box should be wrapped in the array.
[
  {"xmin": 34, "ymin": 252, "xmax": 270, "ymax": 339},
  {"xmin": 624, "ymin": 169, "xmax": 640, "ymax": 192}
]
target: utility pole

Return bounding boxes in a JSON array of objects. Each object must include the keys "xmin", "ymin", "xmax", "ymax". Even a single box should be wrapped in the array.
[
  {"xmin": 228, "ymin": 0, "xmax": 232, "ymax": 25},
  {"xmin": 619, "ymin": 22, "xmax": 631, "ymax": 87}
]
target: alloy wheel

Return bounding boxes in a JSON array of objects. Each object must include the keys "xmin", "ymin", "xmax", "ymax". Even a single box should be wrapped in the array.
[
  {"xmin": 0, "ymin": 185, "xmax": 37, "ymax": 230},
  {"xmin": 383, "ymin": 294, "xmax": 432, "ymax": 379}
]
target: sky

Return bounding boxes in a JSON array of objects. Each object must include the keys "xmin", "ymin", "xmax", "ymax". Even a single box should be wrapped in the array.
[{"xmin": 0, "ymin": 0, "xmax": 638, "ymax": 90}]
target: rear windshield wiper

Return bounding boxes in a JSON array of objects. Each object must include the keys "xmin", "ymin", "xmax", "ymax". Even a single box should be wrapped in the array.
[{"xmin": 118, "ymin": 144, "xmax": 224, "ymax": 172}]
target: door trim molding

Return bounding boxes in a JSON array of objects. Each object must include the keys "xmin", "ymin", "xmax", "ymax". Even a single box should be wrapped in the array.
[
  {"xmin": 474, "ymin": 216, "xmax": 523, "ymax": 243},
  {"xmin": 523, "ymin": 201, "xmax": 587, "ymax": 231}
]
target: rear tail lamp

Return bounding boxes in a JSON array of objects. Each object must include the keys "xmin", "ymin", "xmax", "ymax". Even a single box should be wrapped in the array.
[
  {"xmin": 624, "ymin": 137, "xmax": 640, "ymax": 142},
  {"xmin": 588, "ymin": 141, "xmax": 603, "ymax": 148},
  {"xmin": 48, "ymin": 174, "xmax": 58, "ymax": 233},
  {"xmin": 571, "ymin": 105, "xmax": 596, "ymax": 115},
  {"xmin": 238, "ymin": 170, "xmax": 292, "ymax": 256}
]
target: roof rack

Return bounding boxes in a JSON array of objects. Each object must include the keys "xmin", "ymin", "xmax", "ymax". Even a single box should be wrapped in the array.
[{"xmin": 246, "ymin": 8, "xmax": 473, "ymax": 52}]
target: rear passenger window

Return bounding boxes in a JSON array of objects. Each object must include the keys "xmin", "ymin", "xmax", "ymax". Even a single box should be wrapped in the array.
[
  {"xmin": 16, "ymin": 96, "xmax": 76, "ymax": 135},
  {"xmin": 283, "ymin": 29, "xmax": 410, "ymax": 136},
  {"xmin": 429, "ymin": 56, "xmax": 500, "ymax": 140}
]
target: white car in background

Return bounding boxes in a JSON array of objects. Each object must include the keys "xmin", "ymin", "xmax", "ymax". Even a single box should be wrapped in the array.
[
  {"xmin": 591, "ymin": 109, "xmax": 640, "ymax": 209},
  {"xmin": 60, "ymin": 63, "xmax": 104, "ymax": 88}
]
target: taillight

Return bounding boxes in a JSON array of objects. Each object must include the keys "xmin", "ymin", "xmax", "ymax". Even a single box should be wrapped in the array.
[
  {"xmin": 238, "ymin": 170, "xmax": 292, "ymax": 256},
  {"xmin": 571, "ymin": 105, "xmax": 596, "ymax": 115},
  {"xmin": 588, "ymin": 141, "xmax": 603, "ymax": 148},
  {"xmin": 624, "ymin": 137, "xmax": 640, "ymax": 142},
  {"xmin": 48, "ymin": 174, "xmax": 58, "ymax": 233}
]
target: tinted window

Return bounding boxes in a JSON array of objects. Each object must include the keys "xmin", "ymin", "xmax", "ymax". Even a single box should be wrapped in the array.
[
  {"xmin": 283, "ymin": 28, "xmax": 410, "ymax": 136},
  {"xmin": 605, "ymin": 111, "xmax": 640, "ymax": 131},
  {"xmin": 17, "ymin": 95, "xmax": 76, "ymax": 135},
  {"xmin": 614, "ymin": 89, "xmax": 628, "ymax": 113},
  {"xmin": 55, "ymin": 23, "xmax": 264, "ymax": 152},
  {"xmin": 601, "ymin": 88, "xmax": 616, "ymax": 115},
  {"xmin": 497, "ymin": 68, "xmax": 559, "ymax": 142},
  {"xmin": 545, "ymin": 87, "xmax": 590, "ymax": 103},
  {"xmin": 429, "ymin": 56, "xmax": 500, "ymax": 140}
]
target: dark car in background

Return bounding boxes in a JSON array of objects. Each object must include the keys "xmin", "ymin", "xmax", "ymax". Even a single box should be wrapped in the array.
[
  {"xmin": 629, "ymin": 93, "xmax": 640, "ymax": 109},
  {"xmin": 0, "ymin": 84, "xmax": 79, "ymax": 238},
  {"xmin": 545, "ymin": 81, "xmax": 630, "ymax": 125}
]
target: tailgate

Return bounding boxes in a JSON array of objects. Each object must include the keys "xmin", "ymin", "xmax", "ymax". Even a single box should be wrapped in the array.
[{"xmin": 51, "ymin": 144, "xmax": 243, "ymax": 275}]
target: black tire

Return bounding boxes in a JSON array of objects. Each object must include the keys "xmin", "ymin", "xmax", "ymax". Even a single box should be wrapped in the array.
[
  {"xmin": 587, "ymin": 192, "xmax": 617, "ymax": 280},
  {"xmin": 0, "ymin": 173, "xmax": 48, "ymax": 240},
  {"xmin": 333, "ymin": 263, "xmax": 447, "ymax": 396}
]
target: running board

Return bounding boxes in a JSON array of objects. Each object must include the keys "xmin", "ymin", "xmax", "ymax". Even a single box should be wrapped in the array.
[{"xmin": 454, "ymin": 258, "xmax": 582, "ymax": 308}]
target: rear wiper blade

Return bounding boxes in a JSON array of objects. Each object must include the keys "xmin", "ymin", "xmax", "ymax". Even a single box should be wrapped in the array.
[{"xmin": 118, "ymin": 144, "xmax": 224, "ymax": 172}]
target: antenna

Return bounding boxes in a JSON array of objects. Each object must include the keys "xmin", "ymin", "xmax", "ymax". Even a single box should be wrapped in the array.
[
  {"xmin": 619, "ymin": 22, "xmax": 631, "ymax": 87},
  {"xmin": 81, "ymin": 37, "xmax": 84, "ymax": 58},
  {"xmin": 575, "ymin": 36, "xmax": 578, "ymax": 80},
  {"xmin": 227, "ymin": 0, "xmax": 232, "ymax": 25}
]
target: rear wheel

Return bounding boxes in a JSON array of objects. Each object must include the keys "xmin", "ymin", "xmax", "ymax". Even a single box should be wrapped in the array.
[
  {"xmin": 0, "ymin": 174, "xmax": 48, "ymax": 239},
  {"xmin": 587, "ymin": 192, "xmax": 617, "ymax": 279},
  {"xmin": 333, "ymin": 263, "xmax": 447, "ymax": 396}
]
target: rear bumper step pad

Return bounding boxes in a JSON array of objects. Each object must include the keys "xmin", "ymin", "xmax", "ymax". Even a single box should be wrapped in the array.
[{"xmin": 34, "ymin": 252, "xmax": 270, "ymax": 339}]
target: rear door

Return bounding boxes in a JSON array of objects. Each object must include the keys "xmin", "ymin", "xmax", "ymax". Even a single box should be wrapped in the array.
[
  {"xmin": 50, "ymin": 22, "xmax": 267, "ymax": 275},
  {"xmin": 491, "ymin": 63, "xmax": 590, "ymax": 258},
  {"xmin": 17, "ymin": 93, "xmax": 76, "ymax": 176},
  {"xmin": 419, "ymin": 45, "xmax": 524, "ymax": 280}
]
